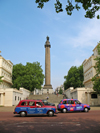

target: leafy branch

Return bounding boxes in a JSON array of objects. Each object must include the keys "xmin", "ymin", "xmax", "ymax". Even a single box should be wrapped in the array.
[{"xmin": 35, "ymin": 0, "xmax": 100, "ymax": 19}]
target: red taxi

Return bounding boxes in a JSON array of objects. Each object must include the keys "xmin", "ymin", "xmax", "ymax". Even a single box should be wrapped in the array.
[{"xmin": 14, "ymin": 100, "xmax": 57, "ymax": 117}]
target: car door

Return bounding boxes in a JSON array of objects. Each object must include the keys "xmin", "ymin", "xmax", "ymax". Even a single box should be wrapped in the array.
[
  {"xmin": 35, "ymin": 102, "xmax": 45, "ymax": 114},
  {"xmin": 27, "ymin": 101, "xmax": 36, "ymax": 114},
  {"xmin": 74, "ymin": 100, "xmax": 83, "ymax": 111},
  {"xmin": 67, "ymin": 100, "xmax": 75, "ymax": 111},
  {"xmin": 62, "ymin": 100, "xmax": 67, "ymax": 108},
  {"xmin": 18, "ymin": 101, "xmax": 28, "ymax": 113}
]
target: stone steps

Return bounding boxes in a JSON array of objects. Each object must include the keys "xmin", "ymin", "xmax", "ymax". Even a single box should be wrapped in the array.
[{"xmin": 28, "ymin": 94, "xmax": 63, "ymax": 104}]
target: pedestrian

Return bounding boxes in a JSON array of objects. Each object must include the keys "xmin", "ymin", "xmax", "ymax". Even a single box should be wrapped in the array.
[{"xmin": 46, "ymin": 96, "xmax": 49, "ymax": 100}]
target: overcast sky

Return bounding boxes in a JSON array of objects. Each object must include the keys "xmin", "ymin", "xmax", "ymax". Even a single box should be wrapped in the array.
[{"xmin": 0, "ymin": 0, "xmax": 100, "ymax": 90}]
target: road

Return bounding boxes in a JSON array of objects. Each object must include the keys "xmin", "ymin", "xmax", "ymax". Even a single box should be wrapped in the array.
[{"xmin": 0, "ymin": 110, "xmax": 100, "ymax": 133}]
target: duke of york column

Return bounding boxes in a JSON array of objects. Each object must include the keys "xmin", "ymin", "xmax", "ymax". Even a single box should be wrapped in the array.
[{"xmin": 43, "ymin": 36, "xmax": 53, "ymax": 93}]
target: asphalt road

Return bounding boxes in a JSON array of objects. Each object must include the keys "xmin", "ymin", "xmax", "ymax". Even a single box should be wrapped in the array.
[{"xmin": 0, "ymin": 110, "xmax": 100, "ymax": 133}]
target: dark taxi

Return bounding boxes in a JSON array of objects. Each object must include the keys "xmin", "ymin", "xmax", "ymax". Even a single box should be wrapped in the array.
[
  {"xmin": 42, "ymin": 100, "xmax": 55, "ymax": 106},
  {"xmin": 57, "ymin": 99, "xmax": 90, "ymax": 113},
  {"xmin": 14, "ymin": 100, "xmax": 57, "ymax": 117}
]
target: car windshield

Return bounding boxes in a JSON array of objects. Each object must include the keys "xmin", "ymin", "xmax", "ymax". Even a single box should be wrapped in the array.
[
  {"xmin": 74, "ymin": 100, "xmax": 81, "ymax": 104},
  {"xmin": 59, "ymin": 100, "xmax": 62, "ymax": 104}
]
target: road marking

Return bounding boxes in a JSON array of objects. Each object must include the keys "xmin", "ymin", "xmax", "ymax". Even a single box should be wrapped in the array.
[
  {"xmin": 1, "ymin": 121, "xmax": 81, "ymax": 127},
  {"xmin": 76, "ymin": 124, "xmax": 81, "ymax": 126},
  {"xmin": 20, "ymin": 121, "xmax": 80, "ymax": 124},
  {"xmin": 17, "ymin": 125, "xmax": 24, "ymax": 127}
]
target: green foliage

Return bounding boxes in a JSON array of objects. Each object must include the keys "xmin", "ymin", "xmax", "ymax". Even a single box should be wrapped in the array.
[
  {"xmin": 12, "ymin": 62, "xmax": 44, "ymax": 91},
  {"xmin": 35, "ymin": 0, "xmax": 100, "ymax": 19},
  {"xmin": 0, "ymin": 76, "xmax": 3, "ymax": 84},
  {"xmin": 59, "ymin": 88, "xmax": 63, "ymax": 94},
  {"xmin": 64, "ymin": 65, "xmax": 84, "ymax": 90},
  {"xmin": 92, "ymin": 43, "xmax": 100, "ymax": 94},
  {"xmin": 55, "ymin": 0, "xmax": 63, "ymax": 13},
  {"xmin": 35, "ymin": 0, "xmax": 49, "ymax": 9}
]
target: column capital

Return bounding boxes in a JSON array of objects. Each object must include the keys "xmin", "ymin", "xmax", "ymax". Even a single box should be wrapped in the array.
[{"xmin": 45, "ymin": 36, "xmax": 51, "ymax": 48}]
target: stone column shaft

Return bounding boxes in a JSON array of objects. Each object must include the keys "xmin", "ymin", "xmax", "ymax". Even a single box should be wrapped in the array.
[
  {"xmin": 45, "ymin": 46, "xmax": 50, "ymax": 85},
  {"xmin": 43, "ymin": 36, "xmax": 52, "ymax": 90}
]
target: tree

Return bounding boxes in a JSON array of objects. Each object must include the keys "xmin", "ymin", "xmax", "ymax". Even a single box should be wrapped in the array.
[
  {"xmin": 59, "ymin": 87, "xmax": 63, "ymax": 94},
  {"xmin": 0, "ymin": 76, "xmax": 3, "ymax": 84},
  {"xmin": 35, "ymin": 0, "xmax": 100, "ymax": 19},
  {"xmin": 92, "ymin": 43, "xmax": 100, "ymax": 94},
  {"xmin": 12, "ymin": 62, "xmax": 44, "ymax": 91},
  {"xmin": 64, "ymin": 65, "xmax": 84, "ymax": 90}
]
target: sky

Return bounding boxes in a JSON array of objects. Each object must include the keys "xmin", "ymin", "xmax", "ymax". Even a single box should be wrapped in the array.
[{"xmin": 0, "ymin": 0, "xmax": 100, "ymax": 90}]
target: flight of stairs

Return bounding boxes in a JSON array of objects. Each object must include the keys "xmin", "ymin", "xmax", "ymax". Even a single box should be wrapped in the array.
[{"xmin": 28, "ymin": 94, "xmax": 63, "ymax": 105}]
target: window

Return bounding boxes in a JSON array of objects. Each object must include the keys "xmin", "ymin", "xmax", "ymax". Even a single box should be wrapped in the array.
[
  {"xmin": 63, "ymin": 100, "xmax": 67, "ymax": 104},
  {"xmin": 68, "ymin": 100, "xmax": 74, "ymax": 104},
  {"xmin": 15, "ymin": 96, "xmax": 16, "ymax": 101},
  {"xmin": 36, "ymin": 102, "xmax": 43, "ymax": 107},
  {"xmin": 91, "ymin": 94, "xmax": 97, "ymax": 99},
  {"xmin": 29, "ymin": 101, "xmax": 35, "ymax": 106},
  {"xmin": 21, "ymin": 102, "xmax": 28, "ymax": 106},
  {"xmin": 43, "ymin": 100, "xmax": 48, "ymax": 104}
]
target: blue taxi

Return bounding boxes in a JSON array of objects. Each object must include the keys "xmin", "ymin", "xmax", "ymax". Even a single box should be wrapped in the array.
[
  {"xmin": 57, "ymin": 99, "xmax": 90, "ymax": 113},
  {"xmin": 14, "ymin": 100, "xmax": 57, "ymax": 117}
]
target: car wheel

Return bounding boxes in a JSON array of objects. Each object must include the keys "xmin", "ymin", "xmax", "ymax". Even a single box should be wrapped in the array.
[
  {"xmin": 84, "ymin": 107, "xmax": 89, "ymax": 112},
  {"xmin": 48, "ymin": 111, "xmax": 54, "ymax": 117},
  {"xmin": 20, "ymin": 111, "xmax": 26, "ymax": 117},
  {"xmin": 62, "ymin": 108, "xmax": 67, "ymax": 113}
]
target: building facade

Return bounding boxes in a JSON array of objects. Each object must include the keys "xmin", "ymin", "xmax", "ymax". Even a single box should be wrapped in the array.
[
  {"xmin": 82, "ymin": 45, "xmax": 99, "ymax": 88},
  {"xmin": 0, "ymin": 55, "xmax": 30, "ymax": 106},
  {"xmin": 0, "ymin": 55, "xmax": 13, "ymax": 88},
  {"xmin": 64, "ymin": 87, "xmax": 100, "ymax": 106},
  {"xmin": 64, "ymin": 43, "xmax": 100, "ymax": 106},
  {"xmin": 55, "ymin": 85, "xmax": 64, "ymax": 94}
]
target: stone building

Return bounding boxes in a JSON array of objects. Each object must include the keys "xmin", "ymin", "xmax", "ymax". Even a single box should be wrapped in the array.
[
  {"xmin": 64, "ymin": 43, "xmax": 100, "ymax": 106},
  {"xmin": 64, "ymin": 87, "xmax": 100, "ymax": 105},
  {"xmin": 0, "ymin": 55, "xmax": 13, "ymax": 88},
  {"xmin": 83, "ymin": 43, "xmax": 99, "ymax": 88},
  {"xmin": 0, "ymin": 54, "xmax": 30, "ymax": 106},
  {"xmin": 55, "ymin": 85, "xmax": 64, "ymax": 94}
]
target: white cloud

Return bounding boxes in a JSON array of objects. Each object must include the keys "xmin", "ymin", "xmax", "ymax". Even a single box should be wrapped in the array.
[
  {"xmin": 68, "ymin": 18, "xmax": 100, "ymax": 48},
  {"xmin": 50, "ymin": 17, "xmax": 100, "ymax": 50}
]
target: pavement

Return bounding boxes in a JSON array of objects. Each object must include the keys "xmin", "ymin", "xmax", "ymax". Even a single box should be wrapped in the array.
[
  {"xmin": 0, "ymin": 104, "xmax": 100, "ymax": 112},
  {"xmin": 1, "ymin": 110, "xmax": 100, "ymax": 133}
]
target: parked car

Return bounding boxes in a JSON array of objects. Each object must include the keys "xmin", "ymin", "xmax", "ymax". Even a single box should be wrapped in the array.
[
  {"xmin": 57, "ymin": 99, "xmax": 90, "ymax": 113},
  {"xmin": 35, "ymin": 99, "xmax": 55, "ymax": 106},
  {"xmin": 14, "ymin": 100, "xmax": 57, "ymax": 117},
  {"xmin": 42, "ymin": 100, "xmax": 55, "ymax": 106}
]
